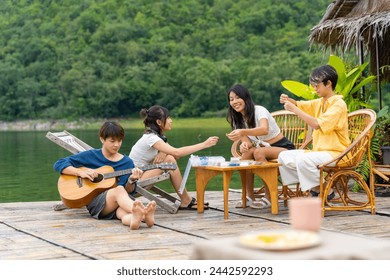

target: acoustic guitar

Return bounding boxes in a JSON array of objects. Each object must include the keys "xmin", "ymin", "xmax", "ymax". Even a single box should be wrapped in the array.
[{"xmin": 58, "ymin": 163, "xmax": 176, "ymax": 208}]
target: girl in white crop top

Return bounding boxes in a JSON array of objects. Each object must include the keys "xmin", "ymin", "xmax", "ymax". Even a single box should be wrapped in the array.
[{"xmin": 129, "ymin": 105, "xmax": 219, "ymax": 210}]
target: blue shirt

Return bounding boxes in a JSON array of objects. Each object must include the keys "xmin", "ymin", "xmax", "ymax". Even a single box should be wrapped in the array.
[{"xmin": 54, "ymin": 149, "xmax": 134, "ymax": 187}]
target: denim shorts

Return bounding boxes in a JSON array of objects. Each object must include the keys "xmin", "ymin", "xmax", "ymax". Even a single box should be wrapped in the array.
[{"xmin": 86, "ymin": 191, "xmax": 116, "ymax": 220}]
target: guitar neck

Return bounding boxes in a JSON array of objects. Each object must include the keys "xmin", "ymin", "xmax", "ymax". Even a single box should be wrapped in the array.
[
  {"xmin": 103, "ymin": 164, "xmax": 171, "ymax": 179},
  {"xmin": 103, "ymin": 168, "xmax": 133, "ymax": 179}
]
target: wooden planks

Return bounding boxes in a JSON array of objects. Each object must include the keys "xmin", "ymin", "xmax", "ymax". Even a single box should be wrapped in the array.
[{"xmin": 1, "ymin": 191, "xmax": 390, "ymax": 260}]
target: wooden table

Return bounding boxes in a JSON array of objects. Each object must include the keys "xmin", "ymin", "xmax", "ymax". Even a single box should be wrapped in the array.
[{"xmin": 194, "ymin": 162, "xmax": 281, "ymax": 219}]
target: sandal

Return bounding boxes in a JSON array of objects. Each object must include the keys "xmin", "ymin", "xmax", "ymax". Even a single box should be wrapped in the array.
[
  {"xmin": 235, "ymin": 197, "xmax": 253, "ymax": 208},
  {"xmin": 52, "ymin": 203, "xmax": 67, "ymax": 211},
  {"xmin": 179, "ymin": 197, "xmax": 209, "ymax": 211},
  {"xmin": 249, "ymin": 197, "xmax": 271, "ymax": 209},
  {"xmin": 310, "ymin": 190, "xmax": 335, "ymax": 201}
]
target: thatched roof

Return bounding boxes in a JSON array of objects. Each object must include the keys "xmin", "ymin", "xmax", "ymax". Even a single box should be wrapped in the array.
[
  {"xmin": 310, "ymin": 0, "xmax": 390, "ymax": 49},
  {"xmin": 309, "ymin": 0, "xmax": 390, "ymax": 81}
]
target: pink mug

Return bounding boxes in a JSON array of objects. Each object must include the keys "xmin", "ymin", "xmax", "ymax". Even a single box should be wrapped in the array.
[{"xmin": 288, "ymin": 197, "xmax": 322, "ymax": 232}]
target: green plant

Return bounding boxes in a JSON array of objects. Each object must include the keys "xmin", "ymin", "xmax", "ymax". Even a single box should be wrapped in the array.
[{"xmin": 281, "ymin": 55, "xmax": 376, "ymax": 111}]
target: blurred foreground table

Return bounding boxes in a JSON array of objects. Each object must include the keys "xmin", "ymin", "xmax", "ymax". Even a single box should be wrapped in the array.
[
  {"xmin": 194, "ymin": 162, "xmax": 281, "ymax": 219},
  {"xmin": 191, "ymin": 229, "xmax": 390, "ymax": 260}
]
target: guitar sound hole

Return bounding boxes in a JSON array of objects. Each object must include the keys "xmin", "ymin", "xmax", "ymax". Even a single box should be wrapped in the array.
[{"xmin": 91, "ymin": 174, "xmax": 104, "ymax": 183}]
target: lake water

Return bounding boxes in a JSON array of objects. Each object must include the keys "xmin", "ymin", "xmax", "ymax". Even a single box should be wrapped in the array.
[{"xmin": 0, "ymin": 127, "xmax": 248, "ymax": 203}]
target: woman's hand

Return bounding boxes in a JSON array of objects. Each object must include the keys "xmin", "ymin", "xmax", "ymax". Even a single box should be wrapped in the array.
[
  {"xmin": 153, "ymin": 152, "xmax": 166, "ymax": 164},
  {"xmin": 203, "ymin": 136, "xmax": 219, "ymax": 148},
  {"xmin": 226, "ymin": 129, "xmax": 243, "ymax": 141},
  {"xmin": 239, "ymin": 141, "xmax": 251, "ymax": 154}
]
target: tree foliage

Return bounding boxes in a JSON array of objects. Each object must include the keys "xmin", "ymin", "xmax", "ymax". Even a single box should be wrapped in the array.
[{"xmin": 0, "ymin": 0, "xmax": 330, "ymax": 121}]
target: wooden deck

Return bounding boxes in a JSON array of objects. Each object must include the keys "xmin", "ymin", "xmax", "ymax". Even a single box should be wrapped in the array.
[{"xmin": 1, "ymin": 190, "xmax": 390, "ymax": 260}]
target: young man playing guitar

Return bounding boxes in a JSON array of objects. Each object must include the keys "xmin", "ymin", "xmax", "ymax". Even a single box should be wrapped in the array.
[{"xmin": 54, "ymin": 121, "xmax": 156, "ymax": 230}]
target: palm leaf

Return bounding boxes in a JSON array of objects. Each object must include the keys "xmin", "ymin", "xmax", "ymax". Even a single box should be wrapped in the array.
[
  {"xmin": 281, "ymin": 80, "xmax": 317, "ymax": 100},
  {"xmin": 350, "ymin": 76, "xmax": 376, "ymax": 95},
  {"xmin": 328, "ymin": 55, "xmax": 346, "ymax": 84}
]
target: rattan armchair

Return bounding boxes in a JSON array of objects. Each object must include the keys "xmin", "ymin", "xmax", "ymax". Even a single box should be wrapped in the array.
[
  {"xmin": 230, "ymin": 110, "xmax": 312, "ymax": 204},
  {"xmin": 318, "ymin": 109, "xmax": 377, "ymax": 216}
]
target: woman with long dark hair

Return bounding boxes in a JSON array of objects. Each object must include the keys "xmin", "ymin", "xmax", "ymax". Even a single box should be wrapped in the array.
[{"xmin": 226, "ymin": 84, "xmax": 295, "ymax": 209}]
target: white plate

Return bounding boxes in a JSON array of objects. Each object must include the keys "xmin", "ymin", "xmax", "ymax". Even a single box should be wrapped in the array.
[{"xmin": 238, "ymin": 229, "xmax": 321, "ymax": 251}]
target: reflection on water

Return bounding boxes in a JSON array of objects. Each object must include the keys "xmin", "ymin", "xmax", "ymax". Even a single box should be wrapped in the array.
[{"xmin": 0, "ymin": 127, "xmax": 246, "ymax": 203}]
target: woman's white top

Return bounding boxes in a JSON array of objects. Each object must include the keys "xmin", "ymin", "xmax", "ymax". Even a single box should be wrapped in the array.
[
  {"xmin": 245, "ymin": 105, "xmax": 280, "ymax": 144},
  {"xmin": 129, "ymin": 133, "xmax": 162, "ymax": 167}
]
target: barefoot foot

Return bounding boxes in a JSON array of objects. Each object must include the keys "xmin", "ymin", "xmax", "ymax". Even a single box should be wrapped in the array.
[
  {"xmin": 130, "ymin": 200, "xmax": 145, "ymax": 230},
  {"xmin": 144, "ymin": 201, "xmax": 156, "ymax": 227}
]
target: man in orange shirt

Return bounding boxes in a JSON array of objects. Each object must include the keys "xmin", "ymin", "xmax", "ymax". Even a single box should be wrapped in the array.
[{"xmin": 278, "ymin": 65, "xmax": 350, "ymax": 199}]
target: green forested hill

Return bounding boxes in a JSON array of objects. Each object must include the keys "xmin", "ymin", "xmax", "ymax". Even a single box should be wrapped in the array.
[{"xmin": 0, "ymin": 0, "xmax": 330, "ymax": 121}]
